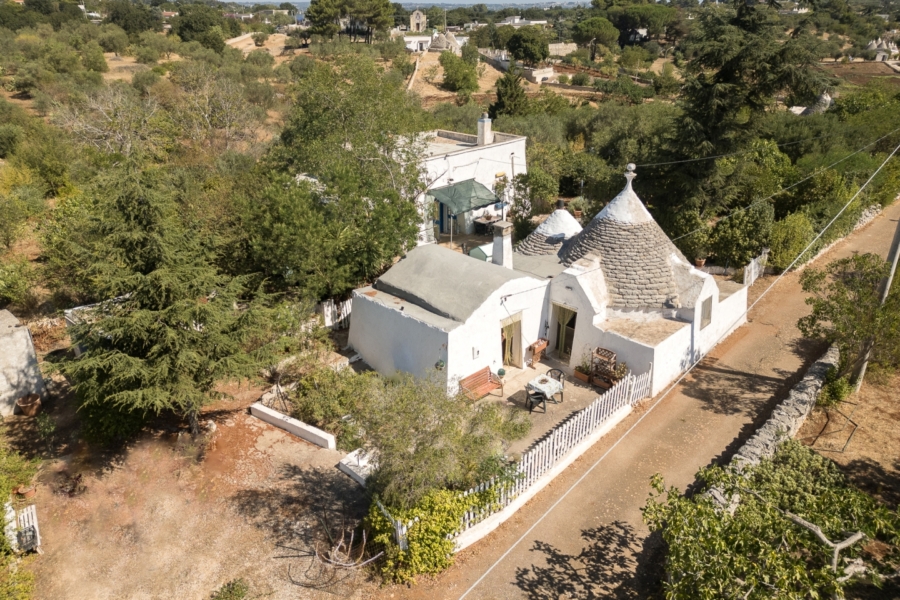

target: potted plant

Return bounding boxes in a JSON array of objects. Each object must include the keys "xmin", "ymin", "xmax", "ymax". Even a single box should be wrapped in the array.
[
  {"xmin": 16, "ymin": 394, "xmax": 41, "ymax": 417},
  {"xmin": 573, "ymin": 348, "xmax": 591, "ymax": 383},
  {"xmin": 569, "ymin": 197, "xmax": 586, "ymax": 220}
]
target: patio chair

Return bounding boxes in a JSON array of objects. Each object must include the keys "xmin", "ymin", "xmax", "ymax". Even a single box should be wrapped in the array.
[
  {"xmin": 526, "ymin": 390, "xmax": 547, "ymax": 413},
  {"xmin": 547, "ymin": 369, "xmax": 565, "ymax": 403}
]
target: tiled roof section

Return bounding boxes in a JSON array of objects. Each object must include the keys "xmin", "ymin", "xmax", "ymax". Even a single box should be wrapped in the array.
[{"xmin": 560, "ymin": 218, "xmax": 684, "ymax": 308}]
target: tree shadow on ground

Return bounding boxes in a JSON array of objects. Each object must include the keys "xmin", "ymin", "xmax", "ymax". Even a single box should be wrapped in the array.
[
  {"xmin": 837, "ymin": 457, "xmax": 900, "ymax": 510},
  {"xmin": 230, "ymin": 464, "xmax": 373, "ymax": 593},
  {"xmin": 514, "ymin": 521, "xmax": 666, "ymax": 600}
]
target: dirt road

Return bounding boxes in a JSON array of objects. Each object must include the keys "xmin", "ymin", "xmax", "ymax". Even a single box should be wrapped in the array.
[{"xmin": 376, "ymin": 201, "xmax": 900, "ymax": 600}]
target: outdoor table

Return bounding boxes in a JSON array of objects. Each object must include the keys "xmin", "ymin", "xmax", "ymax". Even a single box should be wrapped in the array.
[
  {"xmin": 474, "ymin": 216, "xmax": 498, "ymax": 235},
  {"xmin": 527, "ymin": 374, "xmax": 563, "ymax": 404}
]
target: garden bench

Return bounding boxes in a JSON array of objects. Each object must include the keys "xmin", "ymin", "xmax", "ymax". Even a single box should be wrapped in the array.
[{"xmin": 459, "ymin": 367, "xmax": 504, "ymax": 401}]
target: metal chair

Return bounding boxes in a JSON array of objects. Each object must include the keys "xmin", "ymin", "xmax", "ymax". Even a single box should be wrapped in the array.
[
  {"xmin": 547, "ymin": 369, "xmax": 565, "ymax": 403},
  {"xmin": 526, "ymin": 390, "xmax": 547, "ymax": 413}
]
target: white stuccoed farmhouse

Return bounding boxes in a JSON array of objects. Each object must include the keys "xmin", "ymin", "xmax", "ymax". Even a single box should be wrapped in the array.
[{"xmin": 350, "ymin": 165, "xmax": 748, "ymax": 397}]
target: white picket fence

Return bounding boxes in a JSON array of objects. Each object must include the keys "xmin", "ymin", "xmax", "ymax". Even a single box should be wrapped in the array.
[
  {"xmin": 317, "ymin": 298, "xmax": 352, "ymax": 330},
  {"xmin": 378, "ymin": 367, "xmax": 653, "ymax": 548},
  {"xmin": 743, "ymin": 248, "xmax": 769, "ymax": 287}
]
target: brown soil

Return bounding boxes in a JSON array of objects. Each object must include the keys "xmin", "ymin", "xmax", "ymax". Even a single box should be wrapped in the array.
[
  {"xmin": 797, "ymin": 372, "xmax": 900, "ymax": 509},
  {"xmin": 226, "ymin": 32, "xmax": 298, "ymax": 66},
  {"xmin": 820, "ymin": 61, "xmax": 900, "ymax": 87},
  {"xmin": 10, "ymin": 367, "xmax": 376, "ymax": 599},
  {"xmin": 412, "ymin": 51, "xmax": 541, "ymax": 103}
]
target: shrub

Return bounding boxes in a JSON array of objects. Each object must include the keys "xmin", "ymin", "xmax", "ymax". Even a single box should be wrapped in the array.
[
  {"xmin": 570, "ymin": 72, "xmax": 591, "ymax": 86},
  {"xmin": 209, "ymin": 579, "xmax": 249, "ymax": 600},
  {"xmin": 769, "ymin": 212, "xmax": 814, "ymax": 271},
  {"xmin": 252, "ymin": 31, "xmax": 269, "ymax": 48},
  {"xmin": 289, "ymin": 368, "xmax": 379, "ymax": 450},
  {"xmin": 131, "ymin": 69, "xmax": 161, "ymax": 95},
  {"xmin": 556, "ymin": 73, "xmax": 569, "ymax": 85},
  {"xmin": 439, "ymin": 51, "xmax": 478, "ymax": 95},
  {"xmin": 818, "ymin": 367, "xmax": 852, "ymax": 407},
  {"xmin": 0, "ymin": 124, "xmax": 22, "ymax": 159},
  {"xmin": 0, "ymin": 257, "xmax": 33, "ymax": 308},
  {"xmin": 133, "ymin": 45, "xmax": 160, "ymax": 65}
]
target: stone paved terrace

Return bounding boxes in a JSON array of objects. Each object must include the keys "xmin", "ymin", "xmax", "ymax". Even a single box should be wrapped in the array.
[{"xmin": 476, "ymin": 355, "xmax": 610, "ymax": 457}]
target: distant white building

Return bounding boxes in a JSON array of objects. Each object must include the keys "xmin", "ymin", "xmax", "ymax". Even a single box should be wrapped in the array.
[
  {"xmin": 415, "ymin": 114, "xmax": 528, "ymax": 244},
  {"xmin": 410, "ymin": 9, "xmax": 427, "ymax": 33},
  {"xmin": 350, "ymin": 165, "xmax": 748, "ymax": 398},
  {"xmin": 499, "ymin": 16, "xmax": 548, "ymax": 28}
]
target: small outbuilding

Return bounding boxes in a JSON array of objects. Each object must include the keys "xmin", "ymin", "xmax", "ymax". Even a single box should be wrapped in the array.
[{"xmin": 0, "ymin": 310, "xmax": 46, "ymax": 416}]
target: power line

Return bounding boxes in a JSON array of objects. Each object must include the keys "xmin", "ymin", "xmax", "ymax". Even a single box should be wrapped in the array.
[
  {"xmin": 670, "ymin": 125, "xmax": 900, "ymax": 242},
  {"xmin": 633, "ymin": 133, "xmax": 838, "ymax": 168},
  {"xmin": 457, "ymin": 138, "xmax": 900, "ymax": 600}
]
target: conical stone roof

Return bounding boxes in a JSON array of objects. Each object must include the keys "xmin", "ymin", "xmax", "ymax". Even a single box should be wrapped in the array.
[
  {"xmin": 517, "ymin": 204, "xmax": 583, "ymax": 256},
  {"xmin": 559, "ymin": 165, "xmax": 689, "ymax": 309}
]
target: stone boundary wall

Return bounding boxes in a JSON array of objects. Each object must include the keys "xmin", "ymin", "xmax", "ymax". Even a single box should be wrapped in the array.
[
  {"xmin": 542, "ymin": 82, "xmax": 596, "ymax": 92},
  {"xmin": 728, "ymin": 346, "xmax": 838, "ymax": 474},
  {"xmin": 797, "ymin": 204, "xmax": 883, "ymax": 272}
]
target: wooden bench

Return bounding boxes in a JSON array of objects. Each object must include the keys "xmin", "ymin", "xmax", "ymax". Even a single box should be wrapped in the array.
[{"xmin": 460, "ymin": 367, "xmax": 504, "ymax": 401}]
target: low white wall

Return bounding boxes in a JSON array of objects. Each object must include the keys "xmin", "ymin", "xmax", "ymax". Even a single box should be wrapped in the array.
[
  {"xmin": 697, "ymin": 286, "xmax": 748, "ymax": 358},
  {"xmin": 0, "ymin": 321, "xmax": 46, "ymax": 417},
  {"xmin": 250, "ymin": 403, "xmax": 336, "ymax": 450},
  {"xmin": 649, "ymin": 323, "xmax": 693, "ymax": 396},
  {"xmin": 454, "ymin": 403, "xmax": 632, "ymax": 551},
  {"xmin": 348, "ymin": 291, "xmax": 450, "ymax": 383}
]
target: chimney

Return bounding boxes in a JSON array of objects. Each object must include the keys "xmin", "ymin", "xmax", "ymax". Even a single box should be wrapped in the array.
[
  {"xmin": 492, "ymin": 221, "xmax": 514, "ymax": 269},
  {"xmin": 477, "ymin": 113, "xmax": 493, "ymax": 146}
]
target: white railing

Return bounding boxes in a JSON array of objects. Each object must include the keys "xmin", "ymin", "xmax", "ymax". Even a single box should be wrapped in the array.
[
  {"xmin": 743, "ymin": 248, "xmax": 769, "ymax": 286},
  {"xmin": 317, "ymin": 298, "xmax": 352, "ymax": 330},
  {"xmin": 378, "ymin": 366, "xmax": 654, "ymax": 547}
]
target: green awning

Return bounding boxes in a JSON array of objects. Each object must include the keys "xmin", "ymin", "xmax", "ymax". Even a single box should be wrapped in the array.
[{"xmin": 427, "ymin": 179, "xmax": 499, "ymax": 216}]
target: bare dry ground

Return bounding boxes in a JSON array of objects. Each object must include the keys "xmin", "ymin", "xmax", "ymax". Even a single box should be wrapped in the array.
[
  {"xmin": 18, "ymin": 383, "xmax": 377, "ymax": 600},
  {"xmin": 820, "ymin": 60, "xmax": 900, "ymax": 88},
  {"xmin": 798, "ymin": 372, "xmax": 900, "ymax": 510},
  {"xmin": 411, "ymin": 51, "xmax": 541, "ymax": 106}
]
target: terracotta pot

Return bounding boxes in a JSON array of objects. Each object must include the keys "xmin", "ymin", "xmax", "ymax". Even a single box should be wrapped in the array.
[
  {"xmin": 16, "ymin": 394, "xmax": 41, "ymax": 417},
  {"xmin": 574, "ymin": 210, "xmax": 583, "ymax": 219},
  {"xmin": 592, "ymin": 377, "xmax": 612, "ymax": 389},
  {"xmin": 15, "ymin": 485, "xmax": 36, "ymax": 499},
  {"xmin": 573, "ymin": 370, "xmax": 590, "ymax": 383},
  {"xmin": 694, "ymin": 258, "xmax": 706, "ymax": 268}
]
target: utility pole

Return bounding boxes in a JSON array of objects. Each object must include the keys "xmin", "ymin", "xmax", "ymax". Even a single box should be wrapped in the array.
[{"xmin": 854, "ymin": 211, "xmax": 900, "ymax": 390}]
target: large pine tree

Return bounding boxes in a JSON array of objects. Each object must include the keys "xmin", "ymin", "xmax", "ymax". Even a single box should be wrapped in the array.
[{"xmin": 61, "ymin": 165, "xmax": 276, "ymax": 438}]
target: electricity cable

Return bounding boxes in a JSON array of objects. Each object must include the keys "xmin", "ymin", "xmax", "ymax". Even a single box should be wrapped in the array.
[{"xmin": 457, "ymin": 138, "xmax": 900, "ymax": 600}]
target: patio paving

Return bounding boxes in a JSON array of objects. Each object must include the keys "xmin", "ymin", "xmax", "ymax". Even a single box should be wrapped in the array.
[{"xmin": 477, "ymin": 355, "xmax": 609, "ymax": 456}]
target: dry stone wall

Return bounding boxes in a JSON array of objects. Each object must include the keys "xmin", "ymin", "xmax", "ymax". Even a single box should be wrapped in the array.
[{"xmin": 730, "ymin": 346, "xmax": 839, "ymax": 473}]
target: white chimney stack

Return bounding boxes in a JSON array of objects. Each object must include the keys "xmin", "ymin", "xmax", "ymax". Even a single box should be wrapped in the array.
[
  {"xmin": 477, "ymin": 112, "xmax": 493, "ymax": 146},
  {"xmin": 492, "ymin": 221, "xmax": 514, "ymax": 269}
]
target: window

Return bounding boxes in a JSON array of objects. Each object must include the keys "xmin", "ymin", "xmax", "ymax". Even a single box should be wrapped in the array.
[{"xmin": 700, "ymin": 297, "xmax": 712, "ymax": 330}]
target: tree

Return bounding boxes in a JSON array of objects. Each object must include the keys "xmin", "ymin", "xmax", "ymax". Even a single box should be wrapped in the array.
[
  {"xmin": 97, "ymin": 24, "xmax": 129, "ymax": 56},
  {"xmin": 104, "ymin": 0, "xmax": 163, "ymax": 36},
  {"xmin": 138, "ymin": 31, "xmax": 180, "ymax": 60},
  {"xmin": 798, "ymin": 253, "xmax": 900, "ymax": 374},
  {"xmin": 305, "ymin": 0, "xmax": 341, "ymax": 39},
  {"xmin": 643, "ymin": 441, "xmax": 900, "ymax": 599},
  {"xmin": 439, "ymin": 51, "xmax": 478, "ymax": 96},
  {"xmin": 361, "ymin": 371, "xmax": 529, "ymax": 509},
  {"xmin": 252, "ymin": 31, "xmax": 269, "ymax": 47},
  {"xmin": 58, "ymin": 166, "xmax": 279, "ymax": 438},
  {"xmin": 461, "ymin": 40, "xmax": 480, "ymax": 66},
  {"xmin": 768, "ymin": 212, "xmax": 814, "ymax": 271},
  {"xmin": 271, "ymin": 55, "xmax": 429, "ymax": 295},
  {"xmin": 489, "ymin": 66, "xmax": 529, "ymax": 118},
  {"xmin": 506, "ymin": 25, "xmax": 549, "ymax": 66},
  {"xmin": 81, "ymin": 40, "xmax": 108, "ymax": 73},
  {"xmin": 572, "ymin": 17, "xmax": 619, "ymax": 60},
  {"xmin": 709, "ymin": 201, "xmax": 773, "ymax": 267},
  {"xmin": 172, "ymin": 4, "xmax": 226, "ymax": 52}
]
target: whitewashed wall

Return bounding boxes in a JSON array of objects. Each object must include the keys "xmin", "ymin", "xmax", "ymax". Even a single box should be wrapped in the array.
[
  {"xmin": 421, "ymin": 135, "xmax": 528, "ymax": 238},
  {"xmin": 697, "ymin": 285, "xmax": 748, "ymax": 357},
  {"xmin": 0, "ymin": 318, "xmax": 46, "ymax": 416},
  {"xmin": 348, "ymin": 291, "xmax": 450, "ymax": 382},
  {"xmin": 445, "ymin": 277, "xmax": 548, "ymax": 393},
  {"xmin": 647, "ymin": 324, "xmax": 693, "ymax": 396}
]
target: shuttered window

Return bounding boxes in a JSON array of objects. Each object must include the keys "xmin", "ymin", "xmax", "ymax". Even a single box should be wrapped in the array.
[{"xmin": 700, "ymin": 297, "xmax": 712, "ymax": 330}]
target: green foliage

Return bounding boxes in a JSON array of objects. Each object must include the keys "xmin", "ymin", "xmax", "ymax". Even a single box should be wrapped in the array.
[
  {"xmin": 57, "ymin": 166, "xmax": 282, "ymax": 435},
  {"xmin": 643, "ymin": 441, "xmax": 900, "ymax": 599},
  {"xmin": 556, "ymin": 73, "xmax": 569, "ymax": 85},
  {"xmin": 0, "ymin": 553, "xmax": 34, "ymax": 600},
  {"xmin": 81, "ymin": 40, "xmax": 108, "ymax": 73},
  {"xmin": 572, "ymin": 17, "xmax": 620, "ymax": 51},
  {"xmin": 172, "ymin": 5, "xmax": 226, "ymax": 53},
  {"xmin": 362, "ymin": 372, "xmax": 530, "ymax": 509},
  {"xmin": 489, "ymin": 67, "xmax": 529, "ymax": 118},
  {"xmin": 251, "ymin": 32, "xmax": 269, "ymax": 47},
  {"xmin": 439, "ymin": 51, "xmax": 477, "ymax": 96},
  {"xmin": 799, "ymin": 253, "xmax": 900, "ymax": 374},
  {"xmin": 818, "ymin": 367, "xmax": 852, "ymax": 407},
  {"xmin": 133, "ymin": 45, "xmax": 159, "ymax": 65},
  {"xmin": 506, "ymin": 25, "xmax": 549, "ymax": 66},
  {"xmin": 672, "ymin": 208, "xmax": 710, "ymax": 260},
  {"xmin": 0, "ymin": 124, "xmax": 23, "ymax": 159},
  {"xmin": 570, "ymin": 72, "xmax": 591, "ymax": 86},
  {"xmin": 290, "ymin": 367, "xmax": 380, "ymax": 450},
  {"xmin": 0, "ymin": 185, "xmax": 44, "ymax": 249},
  {"xmin": 768, "ymin": 212, "xmax": 814, "ymax": 271},
  {"xmin": 710, "ymin": 201, "xmax": 773, "ymax": 267},
  {"xmin": 593, "ymin": 74, "xmax": 654, "ymax": 104},
  {"xmin": 461, "ymin": 42, "xmax": 479, "ymax": 67},
  {"xmin": 832, "ymin": 81, "xmax": 896, "ymax": 120},
  {"xmin": 104, "ymin": 0, "xmax": 162, "ymax": 36},
  {"xmin": 0, "ymin": 257, "xmax": 34, "ymax": 309},
  {"xmin": 209, "ymin": 579, "xmax": 249, "ymax": 600},
  {"xmin": 367, "ymin": 486, "xmax": 501, "ymax": 583},
  {"xmin": 0, "ymin": 425, "xmax": 39, "ymax": 501}
]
